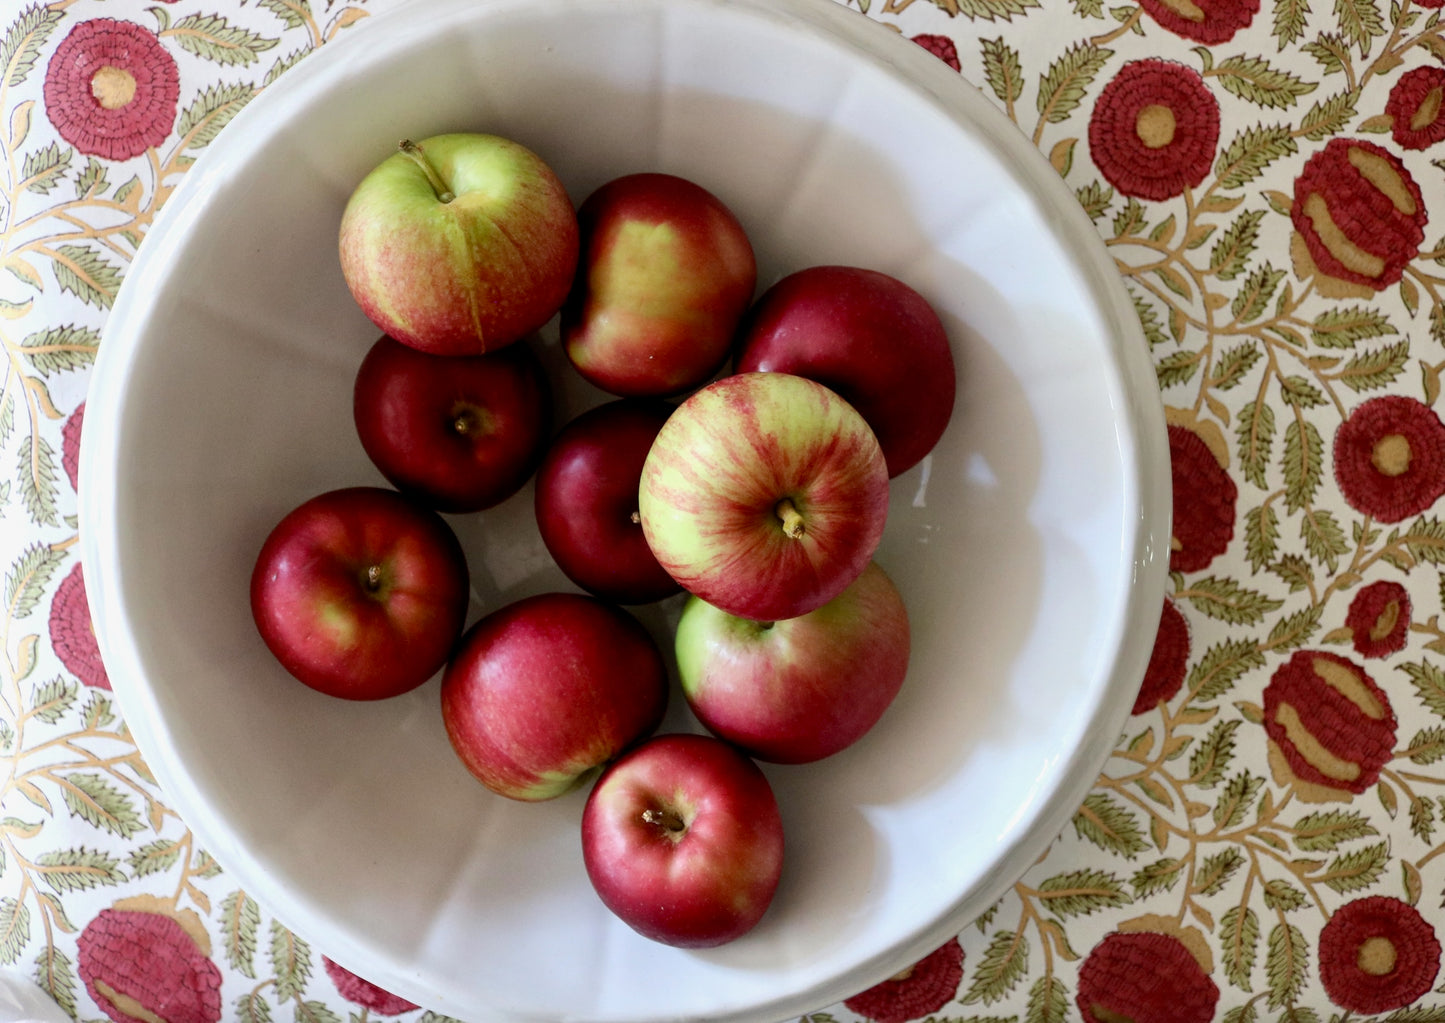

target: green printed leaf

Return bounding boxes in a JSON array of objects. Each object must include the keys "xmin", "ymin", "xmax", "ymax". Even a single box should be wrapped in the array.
[
  {"xmin": 1156, "ymin": 349, "xmax": 1203, "ymax": 388},
  {"xmin": 1190, "ymin": 719, "xmax": 1242, "ymax": 786},
  {"xmin": 1266, "ymin": 603, "xmax": 1322, "ymax": 651},
  {"xmin": 1129, "ymin": 286, "xmax": 1169, "ymax": 347},
  {"xmin": 1214, "ymin": 342, "xmax": 1263, "ymax": 390},
  {"xmin": 1335, "ymin": 339, "xmax": 1409, "ymax": 392},
  {"xmin": 1215, "ymin": 124, "xmax": 1297, "ymax": 190},
  {"xmin": 17, "ymin": 432, "xmax": 59, "ymax": 527},
  {"xmin": 30, "ymin": 677, "xmax": 77, "ymax": 724},
  {"xmin": 1401, "ymin": 658, "xmax": 1445, "ymax": 717},
  {"xmin": 1034, "ymin": 868, "xmax": 1131, "ymax": 917},
  {"xmin": 1072, "ymin": 792, "xmax": 1148, "ymax": 857},
  {"xmin": 5, "ymin": 543, "xmax": 65, "ymax": 619},
  {"xmin": 1410, "ymin": 794, "xmax": 1436, "ymax": 842},
  {"xmin": 235, "ymin": 991, "xmax": 273, "ymax": 1023},
  {"xmin": 222, "ymin": 890, "xmax": 262, "ymax": 978},
  {"xmin": 1183, "ymin": 576, "xmax": 1285, "ymax": 625},
  {"xmin": 1195, "ymin": 846, "xmax": 1246, "ymax": 895},
  {"xmin": 1214, "ymin": 771, "xmax": 1266, "ymax": 829},
  {"xmin": 295, "ymin": 1001, "xmax": 343, "ymax": 1023},
  {"xmin": 1223, "ymin": 1001, "xmax": 1260, "ymax": 1023},
  {"xmin": 1381, "ymin": 1008, "xmax": 1445, "ymax": 1022},
  {"xmin": 1074, "ymin": 0, "xmax": 1106, "ymax": 14},
  {"xmin": 1077, "ymin": 180, "xmax": 1114, "ymax": 221},
  {"xmin": 1262, "ymin": 878, "xmax": 1308, "ymax": 910},
  {"xmin": 35, "ymin": 847, "xmax": 125, "ymax": 893},
  {"xmin": 1301, "ymin": 508, "xmax": 1350, "ymax": 571},
  {"xmin": 270, "ymin": 921, "xmax": 313, "ymax": 1001},
  {"xmin": 1403, "ymin": 517, "xmax": 1445, "ymax": 565},
  {"xmin": 1279, "ymin": 375, "xmax": 1327, "ymax": 408},
  {"xmin": 0, "ymin": 898, "xmax": 29, "ymax": 965},
  {"xmin": 127, "ymin": 839, "xmax": 185, "ymax": 878},
  {"xmin": 1265, "ymin": 922, "xmax": 1308, "ymax": 1008},
  {"xmin": 1036, "ymin": 42, "xmax": 1113, "ymax": 124},
  {"xmin": 1212, "ymin": 210, "xmax": 1266, "ymax": 279},
  {"xmin": 1334, "ymin": 0, "xmax": 1386, "ymax": 54},
  {"xmin": 1187, "ymin": 638, "xmax": 1267, "ymax": 703},
  {"xmin": 1232, "ymin": 262, "xmax": 1285, "ymax": 321},
  {"xmin": 1310, "ymin": 305, "xmax": 1395, "ymax": 347},
  {"xmin": 1292, "ymin": 809, "xmax": 1378, "ymax": 850},
  {"xmin": 22, "ymin": 142, "xmax": 70, "ymax": 195},
  {"xmin": 1220, "ymin": 905, "xmax": 1260, "ymax": 989},
  {"xmin": 33, "ymin": 945, "xmax": 77, "ymax": 1019},
  {"xmin": 1304, "ymin": 32, "xmax": 1352, "ymax": 73},
  {"xmin": 1404, "ymin": 725, "xmax": 1445, "ymax": 764},
  {"xmin": 51, "ymin": 244, "xmax": 123, "ymax": 309},
  {"xmin": 1026, "ymin": 974, "xmax": 1068, "ymax": 1023},
  {"xmin": 167, "ymin": 14, "xmax": 279, "ymax": 66},
  {"xmin": 263, "ymin": 46, "xmax": 311, "ymax": 88},
  {"xmin": 1212, "ymin": 55, "xmax": 1316, "ymax": 107},
  {"xmin": 1237, "ymin": 399, "xmax": 1276, "ymax": 488},
  {"xmin": 1299, "ymin": 90, "xmax": 1357, "ymax": 139},
  {"xmin": 60, "ymin": 772, "xmax": 145, "ymax": 838},
  {"xmin": 1318, "ymin": 841, "xmax": 1388, "ymax": 892},
  {"xmin": 1, "ymin": 5, "xmax": 63, "ymax": 88},
  {"xmin": 20, "ymin": 325, "xmax": 101, "ymax": 377},
  {"xmin": 1131, "ymin": 857, "xmax": 1186, "ymax": 897},
  {"xmin": 962, "ymin": 929, "xmax": 1030, "ymax": 1004},
  {"xmin": 1282, "ymin": 417, "xmax": 1323, "ymax": 513},
  {"xmin": 259, "ymin": 0, "xmax": 312, "ymax": 29},
  {"xmin": 936, "ymin": 0, "xmax": 1043, "ymax": 15},
  {"xmin": 1274, "ymin": 0, "xmax": 1312, "ymax": 47},
  {"xmin": 1114, "ymin": 196, "xmax": 1146, "ymax": 237},
  {"xmin": 176, "ymin": 83, "xmax": 257, "ymax": 150}
]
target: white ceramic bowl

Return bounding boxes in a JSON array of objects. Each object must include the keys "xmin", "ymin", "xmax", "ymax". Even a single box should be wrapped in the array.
[{"xmin": 80, "ymin": 0, "xmax": 1171, "ymax": 1019}]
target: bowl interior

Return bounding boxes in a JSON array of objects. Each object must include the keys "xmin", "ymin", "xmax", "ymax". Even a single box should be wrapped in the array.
[{"xmin": 81, "ymin": 0, "xmax": 1169, "ymax": 1019}]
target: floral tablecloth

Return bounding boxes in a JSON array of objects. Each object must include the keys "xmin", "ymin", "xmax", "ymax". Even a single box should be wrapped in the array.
[{"xmin": 4, "ymin": 0, "xmax": 1445, "ymax": 1020}]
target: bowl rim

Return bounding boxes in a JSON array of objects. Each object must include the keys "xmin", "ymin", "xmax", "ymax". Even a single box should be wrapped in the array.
[{"xmin": 78, "ymin": 0, "xmax": 1172, "ymax": 1018}]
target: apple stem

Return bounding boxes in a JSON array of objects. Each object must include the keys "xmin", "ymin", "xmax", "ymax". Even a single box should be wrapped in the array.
[
  {"xmin": 775, "ymin": 497, "xmax": 806, "ymax": 539},
  {"xmin": 629, "ymin": 510, "xmax": 641, "ymax": 525},
  {"xmin": 453, "ymin": 410, "xmax": 478, "ymax": 436},
  {"xmin": 641, "ymin": 807, "xmax": 687, "ymax": 835},
  {"xmin": 363, "ymin": 564, "xmax": 383, "ymax": 592},
  {"xmin": 398, "ymin": 139, "xmax": 455, "ymax": 204}
]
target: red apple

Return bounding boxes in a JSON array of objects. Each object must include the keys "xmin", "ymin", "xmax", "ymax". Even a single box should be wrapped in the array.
[
  {"xmin": 675, "ymin": 562, "xmax": 909, "ymax": 763},
  {"xmin": 562, "ymin": 172, "xmax": 756, "ymax": 396},
  {"xmin": 735, "ymin": 265, "xmax": 956, "ymax": 477},
  {"xmin": 440, "ymin": 592, "xmax": 667, "ymax": 801},
  {"xmin": 581, "ymin": 733, "xmax": 784, "ymax": 948},
  {"xmin": 250, "ymin": 487, "xmax": 470, "ymax": 700},
  {"xmin": 533, "ymin": 399, "xmax": 680, "ymax": 604},
  {"xmin": 339, "ymin": 133, "xmax": 579, "ymax": 356},
  {"xmin": 638, "ymin": 371, "xmax": 889, "ymax": 621},
  {"xmin": 353, "ymin": 334, "xmax": 551, "ymax": 513}
]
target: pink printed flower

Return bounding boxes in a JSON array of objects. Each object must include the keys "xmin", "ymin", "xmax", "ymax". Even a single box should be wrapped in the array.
[
  {"xmin": 1075, "ymin": 931, "xmax": 1219, "ymax": 1023},
  {"xmin": 1262, "ymin": 650, "xmax": 1397, "ymax": 801},
  {"xmin": 843, "ymin": 939, "xmax": 964, "ymax": 1023},
  {"xmin": 1344, "ymin": 579, "xmax": 1411, "ymax": 658},
  {"xmin": 1319, "ymin": 896, "xmax": 1441, "ymax": 1013},
  {"xmin": 910, "ymin": 34, "xmax": 961, "ymax": 72},
  {"xmin": 1291, "ymin": 138, "xmax": 1426, "ymax": 292},
  {"xmin": 1169, "ymin": 423, "xmax": 1237, "ymax": 573},
  {"xmin": 50, "ymin": 562, "xmax": 110, "ymax": 691},
  {"xmin": 323, "ymin": 958, "xmax": 420, "ymax": 1016},
  {"xmin": 43, "ymin": 18, "xmax": 180, "ymax": 161},
  {"xmin": 1137, "ymin": 0, "xmax": 1260, "ymax": 44},
  {"xmin": 1333, "ymin": 395, "xmax": 1445, "ymax": 523},
  {"xmin": 1387, "ymin": 66, "xmax": 1445, "ymax": 150},
  {"xmin": 1133, "ymin": 597, "xmax": 1189, "ymax": 714},
  {"xmin": 62, "ymin": 402, "xmax": 85, "ymax": 493},
  {"xmin": 1089, "ymin": 60, "xmax": 1220, "ymax": 201},
  {"xmin": 77, "ymin": 901, "xmax": 222, "ymax": 1023}
]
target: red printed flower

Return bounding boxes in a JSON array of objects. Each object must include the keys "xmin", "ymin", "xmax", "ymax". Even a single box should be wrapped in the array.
[
  {"xmin": 1088, "ymin": 60, "xmax": 1220, "ymax": 201},
  {"xmin": 50, "ymin": 561, "xmax": 110, "ymax": 691},
  {"xmin": 1334, "ymin": 395, "xmax": 1445, "ymax": 523},
  {"xmin": 1263, "ymin": 649, "xmax": 1397, "ymax": 802},
  {"xmin": 78, "ymin": 899, "xmax": 222, "ymax": 1023},
  {"xmin": 1075, "ymin": 931, "xmax": 1219, "ymax": 1023},
  {"xmin": 1387, "ymin": 66, "xmax": 1445, "ymax": 150},
  {"xmin": 43, "ymin": 18, "xmax": 180, "ymax": 161},
  {"xmin": 843, "ymin": 939, "xmax": 964, "ymax": 1023},
  {"xmin": 1137, "ymin": 0, "xmax": 1259, "ymax": 43},
  {"xmin": 324, "ymin": 958, "xmax": 420, "ymax": 1016},
  {"xmin": 1291, "ymin": 138, "xmax": 1427, "ymax": 292},
  {"xmin": 1319, "ymin": 896, "xmax": 1441, "ymax": 1013},
  {"xmin": 63, "ymin": 402, "xmax": 85, "ymax": 493},
  {"xmin": 910, "ymin": 34, "xmax": 961, "ymax": 72},
  {"xmin": 1169, "ymin": 423, "xmax": 1237, "ymax": 572},
  {"xmin": 1344, "ymin": 579, "xmax": 1411, "ymax": 658},
  {"xmin": 1133, "ymin": 597, "xmax": 1189, "ymax": 714}
]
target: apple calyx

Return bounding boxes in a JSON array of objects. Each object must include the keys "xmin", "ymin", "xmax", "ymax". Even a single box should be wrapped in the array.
[
  {"xmin": 450, "ymin": 404, "xmax": 485, "ymax": 437},
  {"xmin": 360, "ymin": 563, "xmax": 385, "ymax": 596},
  {"xmin": 775, "ymin": 497, "xmax": 805, "ymax": 539},
  {"xmin": 398, "ymin": 139, "xmax": 455, "ymax": 204}
]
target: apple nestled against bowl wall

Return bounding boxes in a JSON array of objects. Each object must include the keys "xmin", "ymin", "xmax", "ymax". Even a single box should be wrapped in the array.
[{"xmin": 78, "ymin": 0, "xmax": 1170, "ymax": 1020}]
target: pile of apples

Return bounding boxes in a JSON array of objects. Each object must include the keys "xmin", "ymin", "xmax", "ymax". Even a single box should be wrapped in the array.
[{"xmin": 248, "ymin": 133, "xmax": 956, "ymax": 949}]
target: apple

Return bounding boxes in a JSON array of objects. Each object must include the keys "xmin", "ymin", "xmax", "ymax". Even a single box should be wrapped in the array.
[
  {"xmin": 533, "ymin": 399, "xmax": 680, "ymax": 604},
  {"xmin": 675, "ymin": 561, "xmax": 909, "ymax": 763},
  {"xmin": 562, "ymin": 172, "xmax": 756, "ymax": 396},
  {"xmin": 734, "ymin": 265, "xmax": 956, "ymax": 477},
  {"xmin": 580, "ymin": 733, "xmax": 784, "ymax": 948},
  {"xmin": 440, "ymin": 592, "xmax": 668, "ymax": 801},
  {"xmin": 250, "ymin": 487, "xmax": 470, "ymax": 700},
  {"xmin": 353, "ymin": 334, "xmax": 551, "ymax": 513},
  {"xmin": 638, "ymin": 371, "xmax": 889, "ymax": 621},
  {"xmin": 339, "ymin": 133, "xmax": 579, "ymax": 356}
]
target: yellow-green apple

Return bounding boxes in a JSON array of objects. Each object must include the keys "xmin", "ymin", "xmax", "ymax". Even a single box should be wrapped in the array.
[
  {"xmin": 249, "ymin": 487, "xmax": 469, "ymax": 700},
  {"xmin": 533, "ymin": 399, "xmax": 680, "ymax": 604},
  {"xmin": 638, "ymin": 371, "xmax": 888, "ymax": 621},
  {"xmin": 562, "ymin": 172, "xmax": 756, "ymax": 396},
  {"xmin": 676, "ymin": 562, "xmax": 909, "ymax": 763},
  {"xmin": 338, "ymin": 134, "xmax": 579, "ymax": 356},
  {"xmin": 580, "ymin": 733, "xmax": 784, "ymax": 948},
  {"xmin": 440, "ymin": 593, "xmax": 667, "ymax": 801},
  {"xmin": 353, "ymin": 334, "xmax": 551, "ymax": 513},
  {"xmin": 735, "ymin": 265, "xmax": 956, "ymax": 477}
]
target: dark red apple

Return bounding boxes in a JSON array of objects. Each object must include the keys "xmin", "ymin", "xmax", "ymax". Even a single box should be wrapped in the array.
[
  {"xmin": 533, "ymin": 399, "xmax": 680, "ymax": 604},
  {"xmin": 735, "ymin": 265, "xmax": 956, "ymax": 477},
  {"xmin": 562, "ymin": 172, "xmax": 756, "ymax": 396},
  {"xmin": 581, "ymin": 733, "xmax": 784, "ymax": 948},
  {"xmin": 440, "ymin": 592, "xmax": 668, "ymax": 801},
  {"xmin": 250, "ymin": 487, "xmax": 470, "ymax": 700},
  {"xmin": 353, "ymin": 334, "xmax": 551, "ymax": 513}
]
